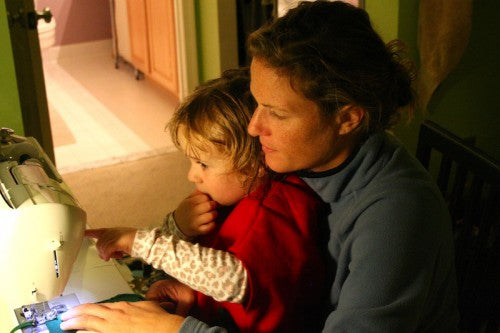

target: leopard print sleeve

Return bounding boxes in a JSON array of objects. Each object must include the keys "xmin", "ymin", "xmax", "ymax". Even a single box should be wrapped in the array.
[{"xmin": 132, "ymin": 228, "xmax": 248, "ymax": 303}]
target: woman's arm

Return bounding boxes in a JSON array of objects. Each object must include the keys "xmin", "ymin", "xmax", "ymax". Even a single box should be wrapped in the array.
[
  {"xmin": 59, "ymin": 301, "xmax": 185, "ymax": 332},
  {"xmin": 59, "ymin": 302, "xmax": 228, "ymax": 333}
]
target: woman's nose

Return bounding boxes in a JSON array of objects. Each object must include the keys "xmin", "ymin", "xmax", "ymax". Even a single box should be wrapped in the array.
[{"xmin": 248, "ymin": 108, "xmax": 264, "ymax": 137}]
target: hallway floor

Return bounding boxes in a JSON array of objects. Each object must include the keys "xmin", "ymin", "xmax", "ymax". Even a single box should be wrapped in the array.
[{"xmin": 42, "ymin": 40, "xmax": 179, "ymax": 174}]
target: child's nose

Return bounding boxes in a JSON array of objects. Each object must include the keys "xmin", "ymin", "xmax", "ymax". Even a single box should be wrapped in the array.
[{"xmin": 187, "ymin": 168, "xmax": 201, "ymax": 183}]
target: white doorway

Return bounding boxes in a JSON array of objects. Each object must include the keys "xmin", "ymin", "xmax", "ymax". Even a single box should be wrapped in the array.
[{"xmin": 35, "ymin": 0, "xmax": 198, "ymax": 174}]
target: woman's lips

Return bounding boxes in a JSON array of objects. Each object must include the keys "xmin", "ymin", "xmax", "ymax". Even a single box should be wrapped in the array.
[{"xmin": 261, "ymin": 144, "xmax": 275, "ymax": 154}]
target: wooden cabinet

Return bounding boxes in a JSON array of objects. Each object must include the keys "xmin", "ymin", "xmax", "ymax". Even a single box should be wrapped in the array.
[
  {"xmin": 127, "ymin": 0, "xmax": 178, "ymax": 97},
  {"xmin": 127, "ymin": 0, "xmax": 149, "ymax": 73}
]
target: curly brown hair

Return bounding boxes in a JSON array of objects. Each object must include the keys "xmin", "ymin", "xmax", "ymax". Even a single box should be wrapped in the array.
[{"xmin": 247, "ymin": 0, "xmax": 416, "ymax": 135}]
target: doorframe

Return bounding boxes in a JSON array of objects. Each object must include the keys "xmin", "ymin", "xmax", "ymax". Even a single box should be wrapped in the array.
[
  {"xmin": 174, "ymin": 0, "xmax": 198, "ymax": 100},
  {"xmin": 6, "ymin": 0, "xmax": 54, "ymax": 162}
]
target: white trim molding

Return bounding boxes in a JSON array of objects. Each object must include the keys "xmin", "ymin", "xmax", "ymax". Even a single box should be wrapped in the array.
[{"xmin": 174, "ymin": 0, "xmax": 199, "ymax": 100}]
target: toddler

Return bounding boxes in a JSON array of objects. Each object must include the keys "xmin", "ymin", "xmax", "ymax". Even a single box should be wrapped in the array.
[{"xmin": 86, "ymin": 68, "xmax": 327, "ymax": 332}]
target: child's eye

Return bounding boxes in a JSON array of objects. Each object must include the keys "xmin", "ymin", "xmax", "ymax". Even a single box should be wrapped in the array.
[{"xmin": 197, "ymin": 161, "xmax": 208, "ymax": 169}]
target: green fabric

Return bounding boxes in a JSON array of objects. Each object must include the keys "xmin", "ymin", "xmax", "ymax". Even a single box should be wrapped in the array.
[{"xmin": 97, "ymin": 293, "xmax": 145, "ymax": 303}]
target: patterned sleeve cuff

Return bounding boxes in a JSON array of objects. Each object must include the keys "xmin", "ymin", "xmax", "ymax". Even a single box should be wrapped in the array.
[{"xmin": 162, "ymin": 212, "xmax": 193, "ymax": 241}]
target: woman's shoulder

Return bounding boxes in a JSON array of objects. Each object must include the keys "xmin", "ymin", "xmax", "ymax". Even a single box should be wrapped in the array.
[{"xmin": 301, "ymin": 131, "xmax": 432, "ymax": 198}]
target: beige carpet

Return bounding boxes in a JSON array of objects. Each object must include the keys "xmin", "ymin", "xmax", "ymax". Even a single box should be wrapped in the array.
[{"xmin": 62, "ymin": 150, "xmax": 194, "ymax": 230}]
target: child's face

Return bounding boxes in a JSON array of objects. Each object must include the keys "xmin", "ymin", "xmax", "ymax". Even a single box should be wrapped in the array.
[{"xmin": 184, "ymin": 143, "xmax": 247, "ymax": 206}]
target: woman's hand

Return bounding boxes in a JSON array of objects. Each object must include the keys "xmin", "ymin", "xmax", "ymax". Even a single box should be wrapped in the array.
[
  {"xmin": 146, "ymin": 279, "xmax": 196, "ymax": 316},
  {"xmin": 174, "ymin": 191, "xmax": 218, "ymax": 237},
  {"xmin": 85, "ymin": 228, "xmax": 137, "ymax": 261},
  {"xmin": 59, "ymin": 301, "xmax": 185, "ymax": 333}
]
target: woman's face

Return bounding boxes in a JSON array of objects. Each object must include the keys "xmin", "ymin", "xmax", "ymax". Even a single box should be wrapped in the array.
[{"xmin": 248, "ymin": 58, "xmax": 346, "ymax": 173}]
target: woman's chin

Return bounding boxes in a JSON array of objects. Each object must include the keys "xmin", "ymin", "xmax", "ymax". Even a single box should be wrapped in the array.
[{"xmin": 265, "ymin": 158, "xmax": 292, "ymax": 173}]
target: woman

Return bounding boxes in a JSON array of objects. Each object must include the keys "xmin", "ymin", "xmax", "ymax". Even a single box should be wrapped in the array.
[{"xmin": 60, "ymin": 1, "xmax": 459, "ymax": 332}]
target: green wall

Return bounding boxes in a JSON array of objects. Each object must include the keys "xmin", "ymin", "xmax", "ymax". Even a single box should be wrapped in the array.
[
  {"xmin": 195, "ymin": 0, "xmax": 222, "ymax": 83},
  {"xmin": 194, "ymin": 0, "xmax": 241, "ymax": 84},
  {"xmin": 365, "ymin": 1, "xmax": 399, "ymax": 41},
  {"xmin": 0, "ymin": 0, "xmax": 24, "ymax": 134}
]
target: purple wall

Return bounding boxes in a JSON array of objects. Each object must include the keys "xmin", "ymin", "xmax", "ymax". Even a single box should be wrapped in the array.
[{"xmin": 36, "ymin": 0, "xmax": 112, "ymax": 46}]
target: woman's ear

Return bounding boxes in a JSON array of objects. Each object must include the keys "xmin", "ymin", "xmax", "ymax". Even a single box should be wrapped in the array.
[{"xmin": 337, "ymin": 105, "xmax": 365, "ymax": 135}]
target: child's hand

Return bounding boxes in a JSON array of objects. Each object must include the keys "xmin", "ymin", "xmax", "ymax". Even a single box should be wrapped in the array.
[
  {"xmin": 145, "ymin": 279, "xmax": 196, "ymax": 316},
  {"xmin": 174, "ymin": 191, "xmax": 218, "ymax": 237},
  {"xmin": 85, "ymin": 228, "xmax": 137, "ymax": 261}
]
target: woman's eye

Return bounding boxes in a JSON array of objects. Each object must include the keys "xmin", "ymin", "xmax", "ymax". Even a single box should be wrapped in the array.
[{"xmin": 270, "ymin": 110, "xmax": 286, "ymax": 120}]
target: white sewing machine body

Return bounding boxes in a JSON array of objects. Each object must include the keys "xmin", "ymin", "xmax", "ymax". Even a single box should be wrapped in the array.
[{"xmin": 0, "ymin": 129, "xmax": 86, "ymax": 315}]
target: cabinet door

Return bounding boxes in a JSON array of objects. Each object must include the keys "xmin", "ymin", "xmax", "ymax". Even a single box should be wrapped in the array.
[
  {"xmin": 146, "ymin": 0, "xmax": 178, "ymax": 96},
  {"xmin": 127, "ymin": 0, "xmax": 150, "ymax": 74}
]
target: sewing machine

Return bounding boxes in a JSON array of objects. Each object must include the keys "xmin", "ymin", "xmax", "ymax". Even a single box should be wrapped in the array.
[
  {"xmin": 0, "ymin": 128, "xmax": 135, "ymax": 331},
  {"xmin": 0, "ymin": 128, "xmax": 86, "ymax": 329}
]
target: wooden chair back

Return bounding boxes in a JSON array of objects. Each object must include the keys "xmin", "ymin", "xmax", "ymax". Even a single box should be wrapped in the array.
[{"xmin": 416, "ymin": 120, "xmax": 499, "ymax": 332}]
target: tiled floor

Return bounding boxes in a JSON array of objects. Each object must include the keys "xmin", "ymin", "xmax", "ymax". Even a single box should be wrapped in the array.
[{"xmin": 42, "ymin": 40, "xmax": 180, "ymax": 174}]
